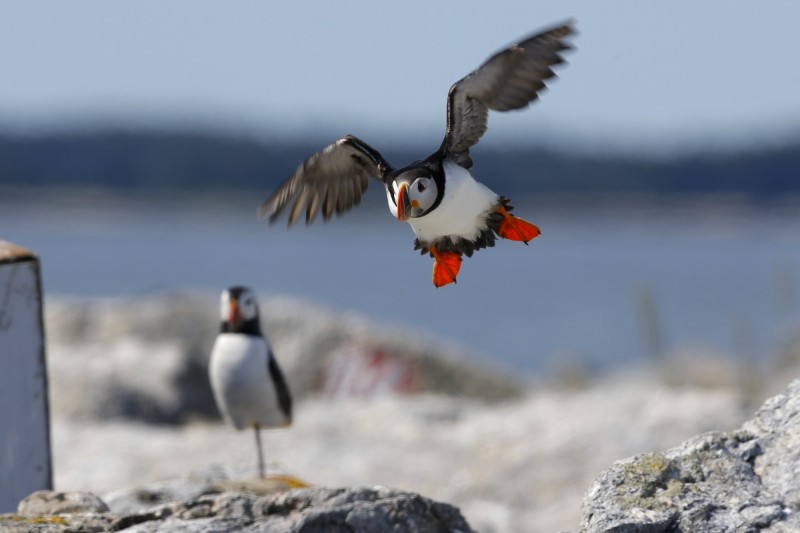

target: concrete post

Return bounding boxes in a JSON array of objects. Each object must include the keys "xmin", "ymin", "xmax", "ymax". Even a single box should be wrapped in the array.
[{"xmin": 0, "ymin": 241, "xmax": 52, "ymax": 513}]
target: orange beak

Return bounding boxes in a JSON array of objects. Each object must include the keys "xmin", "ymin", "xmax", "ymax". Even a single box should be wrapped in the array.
[
  {"xmin": 396, "ymin": 183, "xmax": 411, "ymax": 222},
  {"xmin": 227, "ymin": 299, "xmax": 240, "ymax": 328}
]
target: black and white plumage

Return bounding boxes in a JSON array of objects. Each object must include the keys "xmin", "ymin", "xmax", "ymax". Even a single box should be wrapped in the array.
[
  {"xmin": 259, "ymin": 21, "xmax": 575, "ymax": 287},
  {"xmin": 209, "ymin": 286, "xmax": 292, "ymax": 478}
]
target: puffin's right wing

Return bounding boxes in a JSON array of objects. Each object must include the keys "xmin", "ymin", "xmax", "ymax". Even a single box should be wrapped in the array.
[
  {"xmin": 259, "ymin": 135, "xmax": 393, "ymax": 226},
  {"xmin": 442, "ymin": 21, "xmax": 575, "ymax": 161}
]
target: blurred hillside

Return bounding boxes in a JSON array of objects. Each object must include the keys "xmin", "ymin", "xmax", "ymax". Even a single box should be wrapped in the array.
[{"xmin": 1, "ymin": 129, "xmax": 799, "ymax": 197}]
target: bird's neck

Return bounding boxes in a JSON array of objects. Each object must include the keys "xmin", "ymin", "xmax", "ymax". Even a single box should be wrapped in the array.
[{"xmin": 220, "ymin": 320, "xmax": 263, "ymax": 336}]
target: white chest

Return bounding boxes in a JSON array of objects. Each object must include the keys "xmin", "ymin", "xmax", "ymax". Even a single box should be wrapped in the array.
[
  {"xmin": 209, "ymin": 334, "xmax": 269, "ymax": 388},
  {"xmin": 209, "ymin": 333, "xmax": 288, "ymax": 429},
  {"xmin": 403, "ymin": 162, "xmax": 498, "ymax": 244}
]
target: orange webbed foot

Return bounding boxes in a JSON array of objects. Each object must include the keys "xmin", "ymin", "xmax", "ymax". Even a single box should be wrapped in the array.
[
  {"xmin": 430, "ymin": 246, "xmax": 462, "ymax": 288},
  {"xmin": 496, "ymin": 206, "xmax": 541, "ymax": 244}
]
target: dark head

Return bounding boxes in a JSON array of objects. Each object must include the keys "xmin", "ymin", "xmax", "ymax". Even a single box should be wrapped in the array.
[
  {"xmin": 388, "ymin": 166, "xmax": 441, "ymax": 221},
  {"xmin": 219, "ymin": 286, "xmax": 262, "ymax": 336}
]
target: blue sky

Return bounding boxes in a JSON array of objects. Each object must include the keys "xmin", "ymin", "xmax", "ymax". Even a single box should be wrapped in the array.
[{"xmin": 2, "ymin": 1, "xmax": 799, "ymax": 152}]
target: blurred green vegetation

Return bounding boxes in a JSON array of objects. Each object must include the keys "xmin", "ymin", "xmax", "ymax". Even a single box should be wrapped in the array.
[{"xmin": 1, "ymin": 129, "xmax": 798, "ymax": 197}]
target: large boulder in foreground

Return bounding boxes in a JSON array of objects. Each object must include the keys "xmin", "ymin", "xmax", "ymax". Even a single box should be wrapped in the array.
[
  {"xmin": 580, "ymin": 378, "xmax": 800, "ymax": 532},
  {"xmin": 4, "ymin": 486, "xmax": 474, "ymax": 533}
]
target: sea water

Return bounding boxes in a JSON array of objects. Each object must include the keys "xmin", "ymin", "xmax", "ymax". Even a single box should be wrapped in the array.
[{"xmin": 3, "ymin": 191, "xmax": 800, "ymax": 373}]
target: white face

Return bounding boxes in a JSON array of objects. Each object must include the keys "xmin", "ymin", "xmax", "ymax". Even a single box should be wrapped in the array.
[
  {"xmin": 220, "ymin": 288, "xmax": 259, "ymax": 322},
  {"xmin": 236, "ymin": 289, "xmax": 259, "ymax": 321},
  {"xmin": 390, "ymin": 174, "xmax": 438, "ymax": 220}
]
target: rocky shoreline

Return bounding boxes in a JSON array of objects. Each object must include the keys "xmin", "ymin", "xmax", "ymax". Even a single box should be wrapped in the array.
[
  {"xmin": 6, "ymin": 294, "xmax": 797, "ymax": 531},
  {"xmin": 7, "ymin": 486, "xmax": 473, "ymax": 533},
  {"xmin": 5, "ymin": 378, "xmax": 800, "ymax": 532}
]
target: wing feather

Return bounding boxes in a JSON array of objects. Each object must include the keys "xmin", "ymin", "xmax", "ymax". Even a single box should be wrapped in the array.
[
  {"xmin": 305, "ymin": 191, "xmax": 320, "ymax": 225},
  {"xmin": 287, "ymin": 188, "xmax": 309, "ymax": 227},
  {"xmin": 351, "ymin": 178, "xmax": 363, "ymax": 206},
  {"xmin": 443, "ymin": 21, "xmax": 576, "ymax": 158},
  {"xmin": 337, "ymin": 177, "xmax": 353, "ymax": 214},
  {"xmin": 258, "ymin": 135, "xmax": 393, "ymax": 226}
]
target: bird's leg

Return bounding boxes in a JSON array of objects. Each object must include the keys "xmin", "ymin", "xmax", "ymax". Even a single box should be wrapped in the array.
[
  {"xmin": 254, "ymin": 424, "xmax": 266, "ymax": 479},
  {"xmin": 496, "ymin": 205, "xmax": 541, "ymax": 244},
  {"xmin": 252, "ymin": 424, "xmax": 312, "ymax": 487},
  {"xmin": 430, "ymin": 245, "xmax": 462, "ymax": 288}
]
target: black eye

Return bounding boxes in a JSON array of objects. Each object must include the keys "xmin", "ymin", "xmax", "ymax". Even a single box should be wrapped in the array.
[{"xmin": 417, "ymin": 181, "xmax": 426, "ymax": 192}]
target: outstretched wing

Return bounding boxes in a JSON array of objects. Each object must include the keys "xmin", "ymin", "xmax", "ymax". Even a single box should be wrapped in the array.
[
  {"xmin": 442, "ymin": 21, "xmax": 575, "ymax": 159},
  {"xmin": 258, "ymin": 135, "xmax": 393, "ymax": 226}
]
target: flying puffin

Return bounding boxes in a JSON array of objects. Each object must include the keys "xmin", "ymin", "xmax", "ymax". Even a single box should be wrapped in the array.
[
  {"xmin": 259, "ymin": 21, "xmax": 575, "ymax": 287},
  {"xmin": 209, "ymin": 286, "xmax": 292, "ymax": 478}
]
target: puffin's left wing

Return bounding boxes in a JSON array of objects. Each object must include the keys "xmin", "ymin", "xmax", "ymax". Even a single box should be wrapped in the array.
[
  {"xmin": 267, "ymin": 353, "xmax": 292, "ymax": 423},
  {"xmin": 442, "ymin": 21, "xmax": 575, "ymax": 160},
  {"xmin": 259, "ymin": 135, "xmax": 393, "ymax": 226}
]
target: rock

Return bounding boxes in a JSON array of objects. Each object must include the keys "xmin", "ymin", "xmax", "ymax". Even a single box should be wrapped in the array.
[
  {"xmin": 4, "ymin": 486, "xmax": 474, "ymax": 533},
  {"xmin": 102, "ymin": 470, "xmax": 306, "ymax": 516},
  {"xmin": 580, "ymin": 378, "xmax": 800, "ymax": 532},
  {"xmin": 743, "ymin": 378, "xmax": 800, "ymax": 514},
  {"xmin": 102, "ymin": 468, "xmax": 229, "ymax": 516},
  {"xmin": 17, "ymin": 489, "xmax": 109, "ymax": 517}
]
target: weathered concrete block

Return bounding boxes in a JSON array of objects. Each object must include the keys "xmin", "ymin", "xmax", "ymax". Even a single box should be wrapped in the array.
[{"xmin": 0, "ymin": 241, "xmax": 52, "ymax": 513}]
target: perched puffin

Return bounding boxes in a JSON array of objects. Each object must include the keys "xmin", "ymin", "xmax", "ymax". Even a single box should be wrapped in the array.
[
  {"xmin": 209, "ymin": 286, "xmax": 292, "ymax": 478},
  {"xmin": 259, "ymin": 21, "xmax": 575, "ymax": 287}
]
